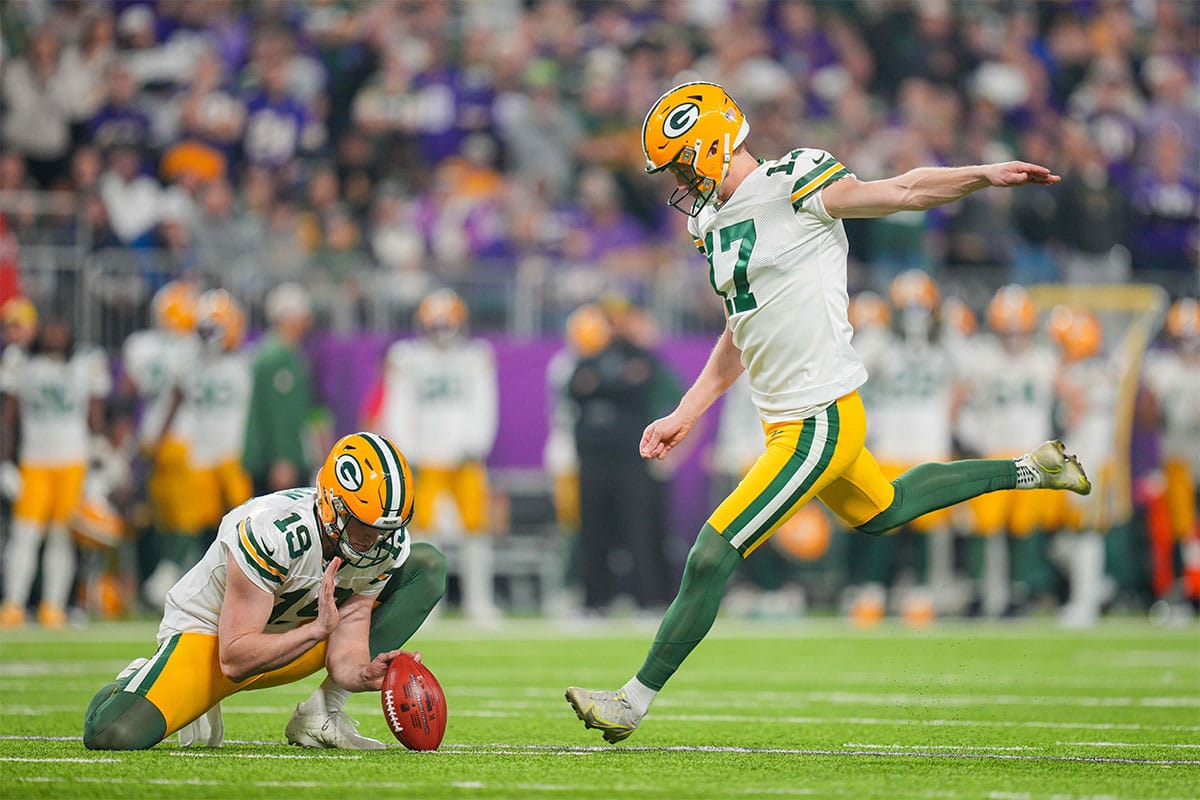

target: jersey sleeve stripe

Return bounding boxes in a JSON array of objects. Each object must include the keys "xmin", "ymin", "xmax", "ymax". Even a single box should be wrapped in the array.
[
  {"xmin": 238, "ymin": 522, "xmax": 285, "ymax": 584},
  {"xmin": 693, "ymin": 237, "xmax": 707, "ymax": 255},
  {"xmin": 790, "ymin": 161, "xmax": 850, "ymax": 209},
  {"xmin": 242, "ymin": 519, "xmax": 289, "ymax": 577}
]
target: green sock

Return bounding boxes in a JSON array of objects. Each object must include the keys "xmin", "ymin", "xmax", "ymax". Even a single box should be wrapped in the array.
[
  {"xmin": 368, "ymin": 543, "xmax": 447, "ymax": 657},
  {"xmin": 635, "ymin": 525, "xmax": 741, "ymax": 691},
  {"xmin": 858, "ymin": 460, "xmax": 1016, "ymax": 536}
]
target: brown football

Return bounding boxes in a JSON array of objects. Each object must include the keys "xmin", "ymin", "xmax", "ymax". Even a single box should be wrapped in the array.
[{"xmin": 380, "ymin": 653, "xmax": 446, "ymax": 751}]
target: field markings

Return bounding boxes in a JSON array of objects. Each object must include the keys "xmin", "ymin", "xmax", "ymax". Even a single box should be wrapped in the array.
[
  {"xmin": 465, "ymin": 691, "xmax": 1200, "ymax": 710},
  {"xmin": 0, "ymin": 757, "xmax": 120, "ymax": 763},
  {"xmin": 170, "ymin": 751, "xmax": 362, "ymax": 760},
  {"xmin": 6, "ymin": 703, "xmax": 1199, "ymax": 735},
  {"xmin": 438, "ymin": 742, "xmax": 1200, "ymax": 766}
]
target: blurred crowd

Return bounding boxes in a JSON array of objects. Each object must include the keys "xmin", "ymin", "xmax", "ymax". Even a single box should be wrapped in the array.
[{"xmin": 1, "ymin": 0, "xmax": 1197, "ymax": 336}]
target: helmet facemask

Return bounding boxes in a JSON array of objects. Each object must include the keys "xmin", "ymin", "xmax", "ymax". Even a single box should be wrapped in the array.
[
  {"xmin": 320, "ymin": 492, "xmax": 398, "ymax": 569},
  {"xmin": 650, "ymin": 144, "xmax": 721, "ymax": 217}
]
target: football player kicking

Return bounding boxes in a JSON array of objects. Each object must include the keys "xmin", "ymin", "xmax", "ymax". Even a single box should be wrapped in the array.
[
  {"xmin": 565, "ymin": 81, "xmax": 1092, "ymax": 743},
  {"xmin": 83, "ymin": 432, "xmax": 446, "ymax": 750}
]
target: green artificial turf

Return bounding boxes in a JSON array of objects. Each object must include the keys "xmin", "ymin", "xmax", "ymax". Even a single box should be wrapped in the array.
[{"xmin": 1, "ymin": 616, "xmax": 1197, "ymax": 799}]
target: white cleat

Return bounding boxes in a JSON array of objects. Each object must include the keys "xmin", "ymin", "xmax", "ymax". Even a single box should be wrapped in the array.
[
  {"xmin": 285, "ymin": 696, "xmax": 385, "ymax": 750},
  {"xmin": 565, "ymin": 686, "xmax": 641, "ymax": 743},
  {"xmin": 1028, "ymin": 440, "xmax": 1091, "ymax": 495},
  {"xmin": 178, "ymin": 704, "xmax": 224, "ymax": 748}
]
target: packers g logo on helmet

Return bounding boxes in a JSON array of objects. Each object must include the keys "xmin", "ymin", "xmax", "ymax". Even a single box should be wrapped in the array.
[
  {"xmin": 334, "ymin": 454, "xmax": 364, "ymax": 491},
  {"xmin": 317, "ymin": 432, "xmax": 415, "ymax": 568},
  {"xmin": 642, "ymin": 81, "xmax": 750, "ymax": 217},
  {"xmin": 662, "ymin": 103, "xmax": 700, "ymax": 139}
]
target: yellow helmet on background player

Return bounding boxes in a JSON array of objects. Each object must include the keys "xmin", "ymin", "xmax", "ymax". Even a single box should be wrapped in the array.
[
  {"xmin": 565, "ymin": 303, "xmax": 611, "ymax": 357},
  {"xmin": 889, "ymin": 269, "xmax": 940, "ymax": 312},
  {"xmin": 1, "ymin": 295, "xmax": 38, "ymax": 343},
  {"xmin": 941, "ymin": 296, "xmax": 977, "ymax": 337},
  {"xmin": 1166, "ymin": 298, "xmax": 1199, "ymax": 340},
  {"xmin": 986, "ymin": 284, "xmax": 1037, "ymax": 335},
  {"xmin": 197, "ymin": 289, "xmax": 245, "ymax": 352},
  {"xmin": 642, "ymin": 81, "xmax": 749, "ymax": 216},
  {"xmin": 848, "ymin": 291, "xmax": 891, "ymax": 333},
  {"xmin": 316, "ymin": 432, "xmax": 415, "ymax": 568},
  {"xmin": 416, "ymin": 288, "xmax": 468, "ymax": 342},
  {"xmin": 152, "ymin": 281, "xmax": 198, "ymax": 334},
  {"xmin": 1047, "ymin": 305, "xmax": 1103, "ymax": 362}
]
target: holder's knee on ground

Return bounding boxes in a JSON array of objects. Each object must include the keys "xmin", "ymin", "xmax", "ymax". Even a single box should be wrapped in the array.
[{"xmin": 83, "ymin": 684, "xmax": 167, "ymax": 751}]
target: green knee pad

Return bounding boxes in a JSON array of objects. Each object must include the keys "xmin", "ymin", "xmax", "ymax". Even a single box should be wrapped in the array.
[{"xmin": 83, "ymin": 685, "xmax": 167, "ymax": 751}]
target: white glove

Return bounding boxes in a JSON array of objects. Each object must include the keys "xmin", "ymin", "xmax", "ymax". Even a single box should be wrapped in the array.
[{"xmin": 0, "ymin": 462, "xmax": 22, "ymax": 501}]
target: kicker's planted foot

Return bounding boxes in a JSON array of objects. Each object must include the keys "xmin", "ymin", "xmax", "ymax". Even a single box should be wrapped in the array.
[{"xmin": 565, "ymin": 686, "xmax": 641, "ymax": 743}]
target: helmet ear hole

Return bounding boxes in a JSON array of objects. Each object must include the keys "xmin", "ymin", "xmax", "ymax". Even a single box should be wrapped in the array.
[{"xmin": 707, "ymin": 140, "xmax": 719, "ymax": 158}]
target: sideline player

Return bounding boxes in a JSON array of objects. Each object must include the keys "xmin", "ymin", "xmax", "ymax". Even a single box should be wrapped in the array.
[
  {"xmin": 83, "ymin": 432, "xmax": 446, "ymax": 750},
  {"xmin": 565, "ymin": 81, "xmax": 1091, "ymax": 743},
  {"xmin": 370, "ymin": 288, "xmax": 499, "ymax": 624},
  {"xmin": 186, "ymin": 290, "xmax": 254, "ymax": 541},
  {"xmin": 0, "ymin": 319, "xmax": 110, "ymax": 628},
  {"xmin": 122, "ymin": 281, "xmax": 202, "ymax": 607}
]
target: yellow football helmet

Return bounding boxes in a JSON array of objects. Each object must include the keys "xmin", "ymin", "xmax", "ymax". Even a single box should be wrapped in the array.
[
  {"xmin": 889, "ymin": 269, "xmax": 940, "ymax": 312},
  {"xmin": 197, "ymin": 289, "xmax": 245, "ymax": 352},
  {"xmin": 987, "ymin": 284, "xmax": 1037, "ymax": 335},
  {"xmin": 316, "ymin": 432, "xmax": 415, "ymax": 567},
  {"xmin": 416, "ymin": 288, "xmax": 468, "ymax": 341},
  {"xmin": 1166, "ymin": 297, "xmax": 1199, "ymax": 340},
  {"xmin": 565, "ymin": 303, "xmax": 611, "ymax": 357},
  {"xmin": 151, "ymin": 281, "xmax": 198, "ymax": 334},
  {"xmin": 848, "ymin": 291, "xmax": 891, "ymax": 332},
  {"xmin": 941, "ymin": 296, "xmax": 977, "ymax": 337},
  {"xmin": 642, "ymin": 81, "xmax": 749, "ymax": 216},
  {"xmin": 1, "ymin": 295, "xmax": 38, "ymax": 337},
  {"xmin": 1047, "ymin": 305, "xmax": 1103, "ymax": 362}
]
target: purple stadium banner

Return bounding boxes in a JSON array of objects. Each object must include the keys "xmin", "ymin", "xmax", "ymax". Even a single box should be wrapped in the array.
[{"xmin": 306, "ymin": 333, "xmax": 720, "ymax": 547}]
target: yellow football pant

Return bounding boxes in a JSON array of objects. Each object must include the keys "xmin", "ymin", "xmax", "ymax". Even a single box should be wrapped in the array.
[
  {"xmin": 708, "ymin": 391, "xmax": 895, "ymax": 557},
  {"xmin": 13, "ymin": 463, "xmax": 86, "ymax": 525},
  {"xmin": 148, "ymin": 438, "xmax": 204, "ymax": 534},
  {"xmin": 412, "ymin": 462, "xmax": 490, "ymax": 534},
  {"xmin": 192, "ymin": 460, "xmax": 254, "ymax": 529},
  {"xmin": 119, "ymin": 632, "xmax": 327, "ymax": 737},
  {"xmin": 1164, "ymin": 459, "xmax": 1197, "ymax": 539}
]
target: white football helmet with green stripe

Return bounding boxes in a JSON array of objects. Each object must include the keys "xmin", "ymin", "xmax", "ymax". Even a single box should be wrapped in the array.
[{"xmin": 316, "ymin": 432, "xmax": 415, "ymax": 567}]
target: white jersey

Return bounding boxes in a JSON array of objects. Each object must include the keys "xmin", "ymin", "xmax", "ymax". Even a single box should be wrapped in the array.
[
  {"xmin": 158, "ymin": 488, "xmax": 410, "ymax": 642},
  {"xmin": 689, "ymin": 148, "xmax": 865, "ymax": 422},
  {"xmin": 713, "ymin": 372, "xmax": 766, "ymax": 476},
  {"xmin": 542, "ymin": 347, "xmax": 578, "ymax": 475},
  {"xmin": 122, "ymin": 329, "xmax": 199, "ymax": 446},
  {"xmin": 378, "ymin": 337, "xmax": 498, "ymax": 467},
  {"xmin": 961, "ymin": 337, "xmax": 1060, "ymax": 456},
  {"xmin": 866, "ymin": 333, "xmax": 961, "ymax": 463},
  {"xmin": 0, "ymin": 346, "xmax": 110, "ymax": 466},
  {"xmin": 184, "ymin": 349, "xmax": 251, "ymax": 468},
  {"xmin": 1143, "ymin": 349, "xmax": 1200, "ymax": 475},
  {"xmin": 1058, "ymin": 355, "xmax": 1121, "ymax": 472}
]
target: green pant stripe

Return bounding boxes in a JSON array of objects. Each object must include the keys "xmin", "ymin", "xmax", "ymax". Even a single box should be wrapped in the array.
[
  {"xmin": 725, "ymin": 415, "xmax": 816, "ymax": 537},
  {"xmin": 125, "ymin": 634, "xmax": 181, "ymax": 697}
]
